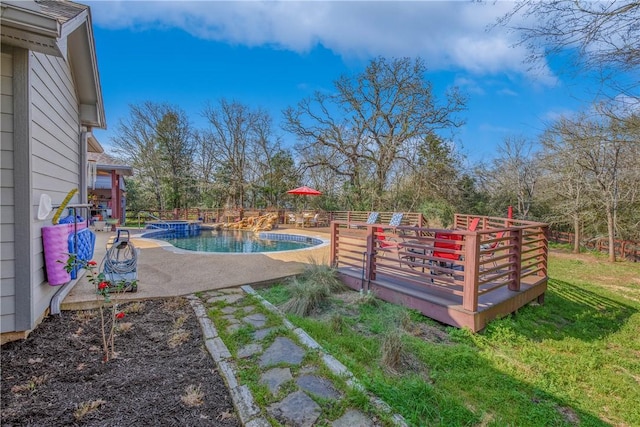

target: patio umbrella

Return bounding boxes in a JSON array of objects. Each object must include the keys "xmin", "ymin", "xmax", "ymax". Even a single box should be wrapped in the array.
[
  {"xmin": 286, "ymin": 186, "xmax": 322, "ymax": 196},
  {"xmin": 287, "ymin": 186, "xmax": 322, "ymax": 210}
]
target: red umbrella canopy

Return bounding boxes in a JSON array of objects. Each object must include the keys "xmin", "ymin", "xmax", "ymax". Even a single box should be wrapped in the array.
[{"xmin": 287, "ymin": 186, "xmax": 322, "ymax": 196}]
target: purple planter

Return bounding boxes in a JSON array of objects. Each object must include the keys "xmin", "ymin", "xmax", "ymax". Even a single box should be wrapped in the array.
[{"xmin": 42, "ymin": 223, "xmax": 87, "ymax": 286}]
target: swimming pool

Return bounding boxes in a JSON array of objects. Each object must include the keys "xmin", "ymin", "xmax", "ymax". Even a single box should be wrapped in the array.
[{"xmin": 141, "ymin": 229, "xmax": 324, "ymax": 253}]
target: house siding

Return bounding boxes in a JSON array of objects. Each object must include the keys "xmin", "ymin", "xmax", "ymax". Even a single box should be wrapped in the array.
[
  {"xmin": 1, "ymin": 47, "xmax": 16, "ymax": 332},
  {"xmin": 29, "ymin": 50, "xmax": 81, "ymax": 328}
]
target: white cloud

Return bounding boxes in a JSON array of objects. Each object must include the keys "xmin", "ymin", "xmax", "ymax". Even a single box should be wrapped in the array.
[
  {"xmin": 87, "ymin": 0, "xmax": 557, "ymax": 84},
  {"xmin": 454, "ymin": 76, "xmax": 485, "ymax": 96},
  {"xmin": 479, "ymin": 123, "xmax": 512, "ymax": 134},
  {"xmin": 542, "ymin": 108, "xmax": 576, "ymax": 123},
  {"xmin": 498, "ymin": 88, "xmax": 518, "ymax": 97},
  {"xmin": 611, "ymin": 94, "xmax": 640, "ymax": 116}
]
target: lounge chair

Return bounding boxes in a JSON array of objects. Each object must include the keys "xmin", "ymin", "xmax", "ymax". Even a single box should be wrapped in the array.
[
  {"xmin": 431, "ymin": 232, "xmax": 464, "ymax": 279},
  {"xmin": 309, "ymin": 213, "xmax": 322, "ymax": 227},
  {"xmin": 376, "ymin": 227, "xmax": 401, "ymax": 255},
  {"xmin": 480, "ymin": 230, "xmax": 505, "ymax": 269},
  {"xmin": 352, "ymin": 211, "xmax": 379, "ymax": 229},
  {"xmin": 389, "ymin": 212, "xmax": 403, "ymax": 227},
  {"xmin": 367, "ymin": 212, "xmax": 380, "ymax": 225},
  {"xmin": 376, "ymin": 214, "xmax": 410, "ymax": 265}
]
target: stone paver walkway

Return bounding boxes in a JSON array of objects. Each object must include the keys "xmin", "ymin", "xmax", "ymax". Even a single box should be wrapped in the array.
[{"xmin": 188, "ymin": 286, "xmax": 407, "ymax": 427}]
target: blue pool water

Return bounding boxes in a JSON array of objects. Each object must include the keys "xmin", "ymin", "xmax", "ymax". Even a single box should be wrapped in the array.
[{"xmin": 141, "ymin": 229, "xmax": 322, "ymax": 253}]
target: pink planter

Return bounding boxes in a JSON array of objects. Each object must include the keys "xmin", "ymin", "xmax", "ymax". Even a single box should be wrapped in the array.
[{"xmin": 42, "ymin": 223, "xmax": 87, "ymax": 286}]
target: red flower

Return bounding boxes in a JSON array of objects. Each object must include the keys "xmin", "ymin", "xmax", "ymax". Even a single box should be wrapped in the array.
[
  {"xmin": 115, "ymin": 312, "xmax": 125, "ymax": 319},
  {"xmin": 87, "ymin": 260, "xmax": 97, "ymax": 266},
  {"xmin": 98, "ymin": 282, "xmax": 109, "ymax": 290}
]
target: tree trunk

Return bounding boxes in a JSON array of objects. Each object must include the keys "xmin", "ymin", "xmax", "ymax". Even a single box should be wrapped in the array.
[
  {"xmin": 572, "ymin": 214, "xmax": 581, "ymax": 254},
  {"xmin": 606, "ymin": 207, "xmax": 616, "ymax": 262}
]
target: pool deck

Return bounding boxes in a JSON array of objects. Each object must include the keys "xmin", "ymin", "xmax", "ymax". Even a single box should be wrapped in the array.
[{"xmin": 61, "ymin": 225, "xmax": 332, "ymax": 311}]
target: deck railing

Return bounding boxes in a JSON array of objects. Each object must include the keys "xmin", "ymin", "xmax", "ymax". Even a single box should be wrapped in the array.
[
  {"xmin": 330, "ymin": 215, "xmax": 548, "ymax": 313},
  {"xmin": 127, "ymin": 209, "xmax": 428, "ymax": 227},
  {"xmin": 328, "ymin": 211, "xmax": 426, "ymax": 227}
]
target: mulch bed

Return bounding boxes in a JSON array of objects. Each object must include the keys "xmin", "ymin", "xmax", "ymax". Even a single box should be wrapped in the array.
[{"xmin": 1, "ymin": 298, "xmax": 240, "ymax": 426}]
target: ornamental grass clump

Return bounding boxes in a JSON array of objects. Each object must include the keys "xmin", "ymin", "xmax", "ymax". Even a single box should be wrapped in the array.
[
  {"xmin": 380, "ymin": 329, "xmax": 408, "ymax": 374},
  {"xmin": 281, "ymin": 259, "xmax": 344, "ymax": 316},
  {"xmin": 299, "ymin": 258, "xmax": 345, "ymax": 293},
  {"xmin": 62, "ymin": 255, "xmax": 132, "ymax": 362},
  {"xmin": 281, "ymin": 277, "xmax": 330, "ymax": 316}
]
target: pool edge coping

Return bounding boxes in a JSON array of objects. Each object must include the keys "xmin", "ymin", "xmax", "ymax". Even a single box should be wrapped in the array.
[{"xmin": 132, "ymin": 229, "xmax": 330, "ymax": 256}]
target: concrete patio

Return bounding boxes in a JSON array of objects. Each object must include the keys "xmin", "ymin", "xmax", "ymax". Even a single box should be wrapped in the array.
[{"xmin": 61, "ymin": 226, "xmax": 332, "ymax": 311}]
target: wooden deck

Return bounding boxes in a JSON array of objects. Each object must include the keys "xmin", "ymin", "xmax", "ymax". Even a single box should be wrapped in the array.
[{"xmin": 330, "ymin": 214, "xmax": 548, "ymax": 332}]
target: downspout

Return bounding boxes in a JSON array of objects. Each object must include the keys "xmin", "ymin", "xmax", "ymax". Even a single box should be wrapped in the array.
[
  {"xmin": 79, "ymin": 127, "xmax": 89, "ymax": 203},
  {"xmin": 50, "ymin": 275, "xmax": 84, "ymax": 315}
]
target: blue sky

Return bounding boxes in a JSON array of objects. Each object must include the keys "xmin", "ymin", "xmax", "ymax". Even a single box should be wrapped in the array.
[{"xmin": 88, "ymin": 1, "xmax": 594, "ymax": 164}]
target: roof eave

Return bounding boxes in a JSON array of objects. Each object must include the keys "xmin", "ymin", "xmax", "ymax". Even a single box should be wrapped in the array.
[
  {"xmin": 0, "ymin": 2, "xmax": 62, "ymax": 56},
  {"xmin": 87, "ymin": 132, "xmax": 104, "ymax": 154},
  {"xmin": 97, "ymin": 165, "xmax": 134, "ymax": 177},
  {"xmin": 64, "ymin": 9, "xmax": 106, "ymax": 129},
  {"xmin": 0, "ymin": 1, "xmax": 106, "ymax": 129}
]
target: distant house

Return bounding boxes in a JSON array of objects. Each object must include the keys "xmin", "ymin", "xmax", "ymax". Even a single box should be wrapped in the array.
[
  {"xmin": 1, "ymin": 0, "xmax": 106, "ymax": 342},
  {"xmin": 87, "ymin": 152, "xmax": 133, "ymax": 224}
]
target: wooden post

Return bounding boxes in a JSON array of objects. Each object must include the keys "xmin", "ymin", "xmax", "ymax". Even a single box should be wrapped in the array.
[
  {"xmin": 366, "ymin": 225, "xmax": 376, "ymax": 283},
  {"xmin": 508, "ymin": 228, "xmax": 522, "ymax": 291},
  {"xmin": 539, "ymin": 225, "xmax": 549, "ymax": 277},
  {"xmin": 110, "ymin": 171, "xmax": 118, "ymax": 221},
  {"xmin": 330, "ymin": 221, "xmax": 338, "ymax": 267},
  {"xmin": 462, "ymin": 232, "xmax": 479, "ymax": 312}
]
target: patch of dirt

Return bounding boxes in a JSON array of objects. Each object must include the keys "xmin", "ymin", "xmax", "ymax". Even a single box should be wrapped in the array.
[
  {"xmin": 407, "ymin": 323, "xmax": 452, "ymax": 344},
  {"xmin": 556, "ymin": 405, "xmax": 581, "ymax": 425},
  {"xmin": 1, "ymin": 298, "xmax": 240, "ymax": 427}
]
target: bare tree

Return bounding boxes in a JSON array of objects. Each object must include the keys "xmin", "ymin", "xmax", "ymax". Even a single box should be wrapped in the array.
[
  {"xmin": 480, "ymin": 137, "xmax": 540, "ymax": 219},
  {"xmin": 192, "ymin": 130, "xmax": 218, "ymax": 207},
  {"xmin": 284, "ymin": 101, "xmax": 370, "ymax": 209},
  {"xmin": 245, "ymin": 111, "xmax": 299, "ymax": 208},
  {"xmin": 538, "ymin": 135, "xmax": 590, "ymax": 253},
  {"xmin": 202, "ymin": 99, "xmax": 286, "ymax": 208},
  {"xmin": 111, "ymin": 102, "xmax": 179, "ymax": 211},
  {"xmin": 545, "ymin": 110, "xmax": 640, "ymax": 261},
  {"xmin": 499, "ymin": 1, "xmax": 640, "ymax": 97},
  {"xmin": 202, "ymin": 100, "xmax": 255, "ymax": 207},
  {"xmin": 283, "ymin": 57, "xmax": 466, "ymax": 210}
]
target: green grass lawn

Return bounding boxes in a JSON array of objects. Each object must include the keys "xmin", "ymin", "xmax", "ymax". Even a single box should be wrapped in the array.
[{"xmin": 258, "ymin": 250, "xmax": 640, "ymax": 426}]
